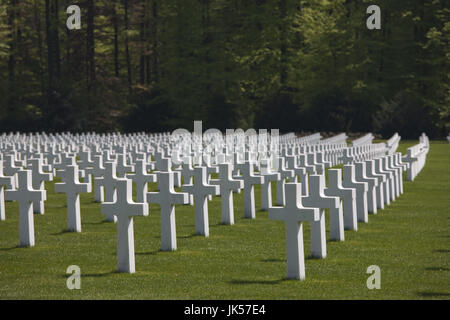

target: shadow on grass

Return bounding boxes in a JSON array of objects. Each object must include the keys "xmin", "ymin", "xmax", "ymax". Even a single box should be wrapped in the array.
[
  {"xmin": 433, "ymin": 249, "xmax": 450, "ymax": 253},
  {"xmin": 229, "ymin": 278, "xmax": 288, "ymax": 285},
  {"xmin": 61, "ymin": 270, "xmax": 118, "ymax": 278},
  {"xmin": 416, "ymin": 292, "xmax": 450, "ymax": 298},
  {"xmin": 261, "ymin": 258, "xmax": 285, "ymax": 263},
  {"xmin": 0, "ymin": 245, "xmax": 21, "ymax": 251},
  {"xmin": 306, "ymin": 255, "xmax": 325, "ymax": 261},
  {"xmin": 178, "ymin": 233, "xmax": 202, "ymax": 239},
  {"xmin": 211, "ymin": 222, "xmax": 231, "ymax": 227},
  {"xmin": 84, "ymin": 220, "xmax": 110, "ymax": 225},
  {"xmin": 50, "ymin": 230, "xmax": 73, "ymax": 236},
  {"xmin": 425, "ymin": 267, "xmax": 450, "ymax": 271},
  {"xmin": 135, "ymin": 250, "xmax": 164, "ymax": 256},
  {"xmin": 83, "ymin": 271, "xmax": 119, "ymax": 278}
]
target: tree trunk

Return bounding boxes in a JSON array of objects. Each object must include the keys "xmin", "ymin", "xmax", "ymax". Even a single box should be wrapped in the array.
[
  {"xmin": 279, "ymin": 0, "xmax": 288, "ymax": 90},
  {"xmin": 113, "ymin": 0, "xmax": 120, "ymax": 77},
  {"xmin": 54, "ymin": 0, "xmax": 60, "ymax": 79},
  {"xmin": 34, "ymin": 0, "xmax": 45, "ymax": 92},
  {"xmin": 202, "ymin": 0, "xmax": 212, "ymax": 97},
  {"xmin": 86, "ymin": 0, "xmax": 95, "ymax": 87},
  {"xmin": 151, "ymin": 0, "xmax": 159, "ymax": 85},
  {"xmin": 7, "ymin": 0, "xmax": 16, "ymax": 83},
  {"xmin": 124, "ymin": 0, "xmax": 132, "ymax": 90},
  {"xmin": 139, "ymin": 1, "xmax": 146, "ymax": 85}
]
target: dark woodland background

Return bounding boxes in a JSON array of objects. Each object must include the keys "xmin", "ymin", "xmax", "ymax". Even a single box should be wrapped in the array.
[{"xmin": 0, "ymin": 0, "xmax": 448, "ymax": 137}]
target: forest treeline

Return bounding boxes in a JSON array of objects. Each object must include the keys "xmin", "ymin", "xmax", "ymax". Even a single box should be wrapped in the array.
[{"xmin": 0, "ymin": 0, "xmax": 448, "ymax": 138}]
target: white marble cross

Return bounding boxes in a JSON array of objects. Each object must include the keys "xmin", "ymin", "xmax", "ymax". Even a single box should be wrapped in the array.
[
  {"xmin": 302, "ymin": 174, "xmax": 340, "ymax": 259},
  {"xmin": 77, "ymin": 148, "xmax": 93, "ymax": 182},
  {"xmin": 147, "ymin": 171, "xmax": 189, "ymax": 251},
  {"xmin": 0, "ymin": 161, "xmax": 13, "ymax": 221},
  {"xmin": 275, "ymin": 157, "xmax": 295, "ymax": 206},
  {"xmin": 285, "ymin": 156, "xmax": 302, "ymax": 181},
  {"xmin": 29, "ymin": 158, "xmax": 53, "ymax": 215},
  {"xmin": 182, "ymin": 166, "xmax": 219, "ymax": 237},
  {"xmin": 269, "ymin": 183, "xmax": 319, "ymax": 280},
  {"xmin": 153, "ymin": 150, "xmax": 165, "ymax": 171},
  {"xmin": 340, "ymin": 148, "xmax": 354, "ymax": 165},
  {"xmin": 86, "ymin": 155, "xmax": 105, "ymax": 203},
  {"xmin": 298, "ymin": 154, "xmax": 316, "ymax": 175},
  {"xmin": 116, "ymin": 153, "xmax": 135, "ymax": 178},
  {"xmin": 3, "ymin": 154, "xmax": 21, "ymax": 188},
  {"xmin": 156, "ymin": 157, "xmax": 181, "ymax": 187},
  {"xmin": 285, "ymin": 156, "xmax": 309, "ymax": 195},
  {"xmin": 307, "ymin": 153, "xmax": 322, "ymax": 174},
  {"xmin": 202, "ymin": 154, "xmax": 218, "ymax": 201},
  {"xmin": 325, "ymin": 169, "xmax": 357, "ymax": 232},
  {"xmin": 342, "ymin": 165, "xmax": 368, "ymax": 223},
  {"xmin": 181, "ymin": 159, "xmax": 195, "ymax": 204},
  {"xmin": 181, "ymin": 158, "xmax": 195, "ymax": 185},
  {"xmin": 316, "ymin": 152, "xmax": 331, "ymax": 169},
  {"xmin": 5, "ymin": 170, "xmax": 46, "ymax": 247},
  {"xmin": 260, "ymin": 159, "xmax": 280, "ymax": 211},
  {"xmin": 380, "ymin": 157, "xmax": 398, "ymax": 201},
  {"xmin": 388, "ymin": 155, "xmax": 404, "ymax": 196},
  {"xmin": 96, "ymin": 162, "xmax": 120, "ymax": 222},
  {"xmin": 393, "ymin": 153, "xmax": 407, "ymax": 194},
  {"xmin": 354, "ymin": 162, "xmax": 378, "ymax": 214},
  {"xmin": 373, "ymin": 158, "xmax": 391, "ymax": 206},
  {"xmin": 127, "ymin": 159, "xmax": 156, "ymax": 203},
  {"xmin": 55, "ymin": 165, "xmax": 92, "ymax": 232},
  {"xmin": 365, "ymin": 160, "xmax": 385, "ymax": 210},
  {"xmin": 102, "ymin": 178, "xmax": 148, "ymax": 273},
  {"xmin": 239, "ymin": 161, "xmax": 264, "ymax": 219},
  {"xmin": 210, "ymin": 163, "xmax": 244, "ymax": 225},
  {"xmin": 54, "ymin": 153, "xmax": 76, "ymax": 171}
]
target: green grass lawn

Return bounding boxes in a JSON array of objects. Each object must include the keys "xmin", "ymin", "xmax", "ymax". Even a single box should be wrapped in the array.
[{"xmin": 0, "ymin": 141, "xmax": 449, "ymax": 300}]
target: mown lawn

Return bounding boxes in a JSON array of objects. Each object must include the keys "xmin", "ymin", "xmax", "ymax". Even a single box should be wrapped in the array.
[{"xmin": 0, "ymin": 141, "xmax": 449, "ymax": 300}]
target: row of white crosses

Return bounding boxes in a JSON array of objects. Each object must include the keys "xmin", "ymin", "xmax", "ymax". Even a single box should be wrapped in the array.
[
  {"xmin": 0, "ymin": 131, "xmax": 428, "ymax": 279},
  {"xmin": 264, "ymin": 131, "xmax": 413, "ymax": 280},
  {"xmin": 402, "ymin": 133, "xmax": 430, "ymax": 181},
  {"xmin": 0, "ymin": 133, "xmax": 388, "ymax": 256}
]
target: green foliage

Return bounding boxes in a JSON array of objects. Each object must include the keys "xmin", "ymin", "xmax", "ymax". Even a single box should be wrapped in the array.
[{"xmin": 0, "ymin": 0, "xmax": 447, "ymax": 137}]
